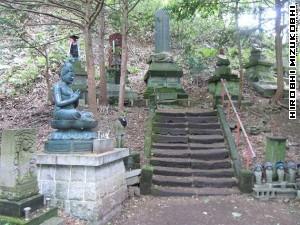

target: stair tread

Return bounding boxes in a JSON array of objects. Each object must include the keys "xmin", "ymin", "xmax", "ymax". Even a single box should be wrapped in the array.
[
  {"xmin": 189, "ymin": 134, "xmax": 224, "ymax": 139},
  {"xmin": 151, "ymin": 157, "xmax": 231, "ymax": 163},
  {"xmin": 153, "ymin": 166, "xmax": 234, "ymax": 174},
  {"xmin": 190, "ymin": 143, "xmax": 226, "ymax": 149},
  {"xmin": 153, "ymin": 175, "xmax": 236, "ymax": 182},
  {"xmin": 152, "ymin": 148, "xmax": 229, "ymax": 157},
  {"xmin": 152, "ymin": 143, "xmax": 189, "ymax": 148},
  {"xmin": 152, "ymin": 185, "xmax": 240, "ymax": 196}
]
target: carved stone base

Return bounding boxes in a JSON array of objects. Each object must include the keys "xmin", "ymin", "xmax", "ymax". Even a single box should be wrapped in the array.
[
  {"xmin": 0, "ymin": 194, "xmax": 43, "ymax": 217},
  {"xmin": 45, "ymin": 139, "xmax": 94, "ymax": 153}
]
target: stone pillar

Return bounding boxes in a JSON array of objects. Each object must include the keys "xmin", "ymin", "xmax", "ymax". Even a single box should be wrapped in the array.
[
  {"xmin": 155, "ymin": 9, "xmax": 170, "ymax": 53},
  {"xmin": 36, "ymin": 149, "xmax": 129, "ymax": 224}
]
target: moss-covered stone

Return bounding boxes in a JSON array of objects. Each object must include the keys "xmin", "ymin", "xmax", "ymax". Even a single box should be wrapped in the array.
[
  {"xmin": 140, "ymin": 165, "xmax": 154, "ymax": 195},
  {"xmin": 238, "ymin": 169, "xmax": 253, "ymax": 193},
  {"xmin": 217, "ymin": 106, "xmax": 241, "ymax": 177},
  {"xmin": 265, "ymin": 136, "xmax": 287, "ymax": 164},
  {"xmin": 144, "ymin": 113, "xmax": 155, "ymax": 159}
]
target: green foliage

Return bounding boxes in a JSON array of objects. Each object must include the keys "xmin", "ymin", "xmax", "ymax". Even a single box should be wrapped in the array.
[
  {"xmin": 128, "ymin": 65, "xmax": 141, "ymax": 74},
  {"xmin": 169, "ymin": 0, "xmax": 220, "ymax": 20}
]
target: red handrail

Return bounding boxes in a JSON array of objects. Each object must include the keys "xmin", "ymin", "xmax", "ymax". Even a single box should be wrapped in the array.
[{"xmin": 220, "ymin": 79, "xmax": 256, "ymax": 169}]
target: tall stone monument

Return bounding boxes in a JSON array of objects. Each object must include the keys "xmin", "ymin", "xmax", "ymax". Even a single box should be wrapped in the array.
[
  {"xmin": 144, "ymin": 9, "xmax": 187, "ymax": 108},
  {"xmin": 155, "ymin": 9, "xmax": 170, "ymax": 53}
]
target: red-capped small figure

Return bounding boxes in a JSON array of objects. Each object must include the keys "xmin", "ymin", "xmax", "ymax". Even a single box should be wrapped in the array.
[{"xmin": 69, "ymin": 35, "xmax": 79, "ymax": 60}]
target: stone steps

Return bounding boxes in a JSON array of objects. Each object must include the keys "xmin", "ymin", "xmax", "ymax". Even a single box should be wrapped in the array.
[
  {"xmin": 153, "ymin": 166, "xmax": 235, "ymax": 178},
  {"xmin": 152, "ymin": 175, "xmax": 237, "ymax": 188},
  {"xmin": 152, "ymin": 149, "xmax": 229, "ymax": 160},
  {"xmin": 149, "ymin": 110, "xmax": 238, "ymax": 197},
  {"xmin": 152, "ymin": 186, "xmax": 240, "ymax": 197}
]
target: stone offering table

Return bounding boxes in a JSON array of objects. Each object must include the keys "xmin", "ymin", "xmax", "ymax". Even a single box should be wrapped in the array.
[{"xmin": 36, "ymin": 148, "xmax": 129, "ymax": 224}]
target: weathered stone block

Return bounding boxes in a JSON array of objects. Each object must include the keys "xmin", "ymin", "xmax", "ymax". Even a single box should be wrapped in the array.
[
  {"xmin": 71, "ymin": 166, "xmax": 85, "ymax": 182},
  {"xmin": 86, "ymin": 167, "xmax": 96, "ymax": 182},
  {"xmin": 40, "ymin": 165, "xmax": 56, "ymax": 181},
  {"xmin": 69, "ymin": 182, "xmax": 84, "ymax": 201},
  {"xmin": 41, "ymin": 180, "xmax": 55, "ymax": 198},
  {"xmin": 84, "ymin": 183, "xmax": 97, "ymax": 201},
  {"xmin": 55, "ymin": 166, "xmax": 71, "ymax": 181},
  {"xmin": 55, "ymin": 182, "xmax": 69, "ymax": 199}
]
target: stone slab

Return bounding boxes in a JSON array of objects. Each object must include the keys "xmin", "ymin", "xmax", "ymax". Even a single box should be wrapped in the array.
[
  {"xmin": 0, "ymin": 194, "xmax": 43, "ymax": 217},
  {"xmin": 44, "ymin": 139, "xmax": 94, "ymax": 153},
  {"xmin": 36, "ymin": 148, "xmax": 129, "ymax": 166}
]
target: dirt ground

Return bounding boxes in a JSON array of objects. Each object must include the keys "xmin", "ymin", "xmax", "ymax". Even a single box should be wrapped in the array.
[{"xmin": 109, "ymin": 195, "xmax": 300, "ymax": 225}]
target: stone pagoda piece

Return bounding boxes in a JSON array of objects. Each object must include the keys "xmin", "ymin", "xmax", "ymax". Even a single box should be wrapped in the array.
[
  {"xmin": 245, "ymin": 45, "xmax": 288, "ymax": 97},
  {"xmin": 208, "ymin": 54, "xmax": 239, "ymax": 105},
  {"xmin": 144, "ymin": 9, "xmax": 187, "ymax": 107},
  {"xmin": 0, "ymin": 129, "xmax": 60, "ymax": 224}
]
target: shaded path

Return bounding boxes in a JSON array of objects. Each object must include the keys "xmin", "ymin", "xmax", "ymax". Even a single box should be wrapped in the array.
[{"xmin": 110, "ymin": 195, "xmax": 300, "ymax": 225}]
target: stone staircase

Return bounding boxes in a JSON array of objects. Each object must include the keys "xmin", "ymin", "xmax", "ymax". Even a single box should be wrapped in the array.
[{"xmin": 150, "ymin": 110, "xmax": 239, "ymax": 196}]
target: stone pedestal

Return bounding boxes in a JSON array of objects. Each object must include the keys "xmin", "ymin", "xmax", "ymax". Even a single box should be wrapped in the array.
[
  {"xmin": 45, "ymin": 130, "xmax": 97, "ymax": 153},
  {"xmin": 36, "ymin": 149, "xmax": 129, "ymax": 224}
]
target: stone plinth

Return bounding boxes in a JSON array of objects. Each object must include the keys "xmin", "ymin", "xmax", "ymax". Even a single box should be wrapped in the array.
[{"xmin": 36, "ymin": 149, "xmax": 129, "ymax": 224}]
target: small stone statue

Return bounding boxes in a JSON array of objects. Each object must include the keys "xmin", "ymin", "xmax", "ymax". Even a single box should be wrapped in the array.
[
  {"xmin": 114, "ymin": 115, "xmax": 127, "ymax": 148},
  {"xmin": 275, "ymin": 161, "xmax": 285, "ymax": 183},
  {"xmin": 51, "ymin": 61, "xmax": 97, "ymax": 130},
  {"xmin": 254, "ymin": 164, "xmax": 263, "ymax": 185},
  {"xmin": 287, "ymin": 161, "xmax": 297, "ymax": 183},
  {"xmin": 264, "ymin": 162, "xmax": 273, "ymax": 183}
]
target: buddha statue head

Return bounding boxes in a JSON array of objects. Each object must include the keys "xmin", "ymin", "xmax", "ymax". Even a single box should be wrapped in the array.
[{"xmin": 60, "ymin": 61, "xmax": 75, "ymax": 85}]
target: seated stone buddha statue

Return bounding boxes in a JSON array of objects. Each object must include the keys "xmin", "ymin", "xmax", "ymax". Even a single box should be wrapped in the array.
[{"xmin": 51, "ymin": 61, "xmax": 97, "ymax": 130}]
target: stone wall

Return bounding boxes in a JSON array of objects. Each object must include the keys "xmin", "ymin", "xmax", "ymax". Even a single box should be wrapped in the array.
[{"xmin": 36, "ymin": 149, "xmax": 129, "ymax": 225}]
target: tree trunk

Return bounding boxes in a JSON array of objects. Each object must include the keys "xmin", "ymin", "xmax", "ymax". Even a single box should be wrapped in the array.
[
  {"xmin": 44, "ymin": 50, "xmax": 52, "ymax": 104},
  {"xmin": 272, "ymin": 0, "xmax": 284, "ymax": 104},
  {"xmin": 235, "ymin": 0, "xmax": 244, "ymax": 109},
  {"xmin": 84, "ymin": 0, "xmax": 97, "ymax": 115},
  {"xmin": 118, "ymin": 0, "xmax": 129, "ymax": 112},
  {"xmin": 98, "ymin": 7, "xmax": 107, "ymax": 105},
  {"xmin": 84, "ymin": 26, "xmax": 97, "ymax": 115}
]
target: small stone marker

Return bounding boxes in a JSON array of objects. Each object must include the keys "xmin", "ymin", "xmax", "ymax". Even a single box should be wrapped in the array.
[
  {"xmin": 0, "ymin": 129, "xmax": 39, "ymax": 201},
  {"xmin": 155, "ymin": 9, "xmax": 170, "ymax": 53}
]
